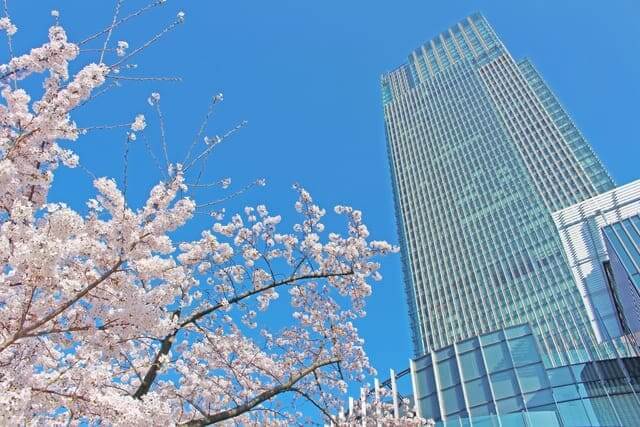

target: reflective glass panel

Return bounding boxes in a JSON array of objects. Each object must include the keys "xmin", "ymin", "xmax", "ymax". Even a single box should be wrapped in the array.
[
  {"xmin": 516, "ymin": 363, "xmax": 548, "ymax": 392},
  {"xmin": 523, "ymin": 389, "xmax": 553, "ymax": 408},
  {"xmin": 547, "ymin": 366, "xmax": 574, "ymax": 387},
  {"xmin": 460, "ymin": 349, "xmax": 485, "ymax": 380},
  {"xmin": 465, "ymin": 377, "xmax": 491, "ymax": 406},
  {"xmin": 419, "ymin": 394, "xmax": 440, "ymax": 420},
  {"xmin": 484, "ymin": 342, "xmax": 512, "ymax": 373},
  {"xmin": 438, "ymin": 357, "xmax": 461, "ymax": 388},
  {"xmin": 481, "ymin": 330, "xmax": 505, "ymax": 346},
  {"xmin": 491, "ymin": 370, "xmax": 519, "ymax": 399},
  {"xmin": 505, "ymin": 324, "xmax": 530, "ymax": 339},
  {"xmin": 495, "ymin": 396, "xmax": 524, "ymax": 414},
  {"xmin": 416, "ymin": 367, "xmax": 436, "ymax": 397},
  {"xmin": 526, "ymin": 410, "xmax": 561, "ymax": 427},
  {"xmin": 553, "ymin": 384, "xmax": 580, "ymax": 402},
  {"xmin": 442, "ymin": 385, "xmax": 465, "ymax": 415},
  {"xmin": 557, "ymin": 400, "xmax": 591, "ymax": 427},
  {"xmin": 509, "ymin": 335, "xmax": 540, "ymax": 367}
]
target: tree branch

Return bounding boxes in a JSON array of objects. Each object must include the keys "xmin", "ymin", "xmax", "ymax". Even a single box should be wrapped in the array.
[
  {"xmin": 179, "ymin": 358, "xmax": 340, "ymax": 426},
  {"xmin": 181, "ymin": 269, "xmax": 353, "ymax": 328},
  {"xmin": 0, "ymin": 260, "xmax": 123, "ymax": 352},
  {"xmin": 131, "ymin": 269, "xmax": 353, "ymax": 399}
]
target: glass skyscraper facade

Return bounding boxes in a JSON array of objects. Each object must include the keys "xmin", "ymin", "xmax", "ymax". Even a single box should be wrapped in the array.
[{"xmin": 382, "ymin": 13, "xmax": 622, "ymax": 367}]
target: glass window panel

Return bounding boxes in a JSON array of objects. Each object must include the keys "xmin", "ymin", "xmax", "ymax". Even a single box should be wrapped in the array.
[
  {"xmin": 467, "ymin": 415, "xmax": 501, "ymax": 427},
  {"xmin": 553, "ymin": 384, "xmax": 580, "ymax": 402},
  {"xmin": 495, "ymin": 396, "xmax": 524, "ymax": 414},
  {"xmin": 570, "ymin": 363, "xmax": 598, "ymax": 383},
  {"xmin": 460, "ymin": 349, "xmax": 485, "ymax": 380},
  {"xmin": 415, "ymin": 367, "xmax": 436, "ymax": 398},
  {"xmin": 435, "ymin": 346, "xmax": 455, "ymax": 361},
  {"xmin": 610, "ymin": 393, "xmax": 640, "ymax": 426},
  {"xmin": 581, "ymin": 396, "xmax": 620, "ymax": 426},
  {"xmin": 442, "ymin": 385, "xmax": 465, "ymax": 415},
  {"xmin": 457, "ymin": 337, "xmax": 479, "ymax": 353},
  {"xmin": 484, "ymin": 342, "xmax": 512, "ymax": 373},
  {"xmin": 505, "ymin": 324, "xmax": 530, "ymax": 339},
  {"xmin": 493, "ymin": 412, "xmax": 526, "ymax": 427},
  {"xmin": 526, "ymin": 408, "xmax": 561, "ymax": 427},
  {"xmin": 576, "ymin": 381, "xmax": 606, "ymax": 399},
  {"xmin": 516, "ymin": 363, "xmax": 548, "ymax": 392},
  {"xmin": 414, "ymin": 355, "xmax": 431, "ymax": 370},
  {"xmin": 602, "ymin": 378, "xmax": 632, "ymax": 394},
  {"xmin": 605, "ymin": 229, "xmax": 636, "ymax": 272},
  {"xmin": 623, "ymin": 357, "xmax": 640, "ymax": 377},
  {"xmin": 437, "ymin": 357, "xmax": 460, "ymax": 388},
  {"xmin": 557, "ymin": 400, "xmax": 591, "ymax": 427},
  {"xmin": 597, "ymin": 359, "xmax": 624, "ymax": 380},
  {"xmin": 469, "ymin": 403, "xmax": 496, "ymax": 417},
  {"xmin": 523, "ymin": 389, "xmax": 553, "ymax": 408},
  {"xmin": 624, "ymin": 218, "xmax": 640, "ymax": 249},
  {"xmin": 508, "ymin": 335, "xmax": 540, "ymax": 366},
  {"xmin": 618, "ymin": 222, "xmax": 640, "ymax": 265},
  {"xmin": 491, "ymin": 370, "xmax": 519, "ymax": 399},
  {"xmin": 465, "ymin": 377, "xmax": 491, "ymax": 406},
  {"xmin": 547, "ymin": 367, "xmax": 574, "ymax": 387},
  {"xmin": 481, "ymin": 330, "xmax": 505, "ymax": 346},
  {"xmin": 419, "ymin": 394, "xmax": 440, "ymax": 420}
]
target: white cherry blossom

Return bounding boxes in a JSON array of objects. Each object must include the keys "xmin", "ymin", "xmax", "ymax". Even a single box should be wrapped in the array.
[{"xmin": 0, "ymin": 6, "xmax": 421, "ymax": 427}]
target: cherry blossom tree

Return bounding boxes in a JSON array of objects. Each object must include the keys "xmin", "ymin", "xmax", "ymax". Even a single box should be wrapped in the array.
[{"xmin": 0, "ymin": 2, "xmax": 427, "ymax": 425}]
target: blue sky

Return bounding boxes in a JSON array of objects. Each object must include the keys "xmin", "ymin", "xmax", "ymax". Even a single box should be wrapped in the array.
[{"xmin": 7, "ymin": 0, "xmax": 640, "ymax": 413}]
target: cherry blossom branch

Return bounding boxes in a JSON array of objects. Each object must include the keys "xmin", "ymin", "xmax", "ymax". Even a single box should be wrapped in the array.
[
  {"xmin": 152, "ymin": 99, "xmax": 170, "ymax": 173},
  {"xmin": 182, "ymin": 120, "xmax": 247, "ymax": 173},
  {"xmin": 77, "ymin": 0, "xmax": 166, "ymax": 46},
  {"xmin": 20, "ymin": 322, "xmax": 117, "ymax": 339},
  {"xmin": 132, "ymin": 268, "xmax": 353, "ymax": 399},
  {"xmin": 184, "ymin": 93, "xmax": 223, "ymax": 165},
  {"xmin": 179, "ymin": 358, "xmax": 340, "ymax": 426},
  {"xmin": 290, "ymin": 387, "xmax": 337, "ymax": 424},
  {"xmin": 181, "ymin": 269, "xmax": 354, "ymax": 328},
  {"xmin": 195, "ymin": 178, "xmax": 265, "ymax": 209},
  {"xmin": 0, "ymin": 260, "xmax": 123, "ymax": 352},
  {"xmin": 109, "ymin": 15, "xmax": 184, "ymax": 70},
  {"xmin": 106, "ymin": 75, "xmax": 182, "ymax": 82},
  {"xmin": 32, "ymin": 387, "xmax": 90, "ymax": 403},
  {"xmin": 99, "ymin": 0, "xmax": 123, "ymax": 64}
]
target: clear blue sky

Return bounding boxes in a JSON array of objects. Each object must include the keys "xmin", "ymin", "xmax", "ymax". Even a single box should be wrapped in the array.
[{"xmin": 8, "ymin": 0, "xmax": 640, "ymax": 408}]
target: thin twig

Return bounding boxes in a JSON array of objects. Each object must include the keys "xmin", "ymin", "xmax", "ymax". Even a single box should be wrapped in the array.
[
  {"xmin": 185, "ymin": 179, "xmax": 230, "ymax": 189},
  {"xmin": 142, "ymin": 133, "xmax": 166, "ymax": 181},
  {"xmin": 183, "ymin": 120, "xmax": 247, "ymax": 173},
  {"xmin": 78, "ymin": 123, "xmax": 132, "ymax": 132},
  {"xmin": 154, "ymin": 101, "xmax": 170, "ymax": 174},
  {"xmin": 75, "ymin": 82, "xmax": 120, "ymax": 110},
  {"xmin": 2, "ymin": 0, "xmax": 15, "ymax": 89},
  {"xmin": 106, "ymin": 75, "xmax": 182, "ymax": 82},
  {"xmin": 78, "ymin": 0, "xmax": 166, "ymax": 46},
  {"xmin": 184, "ymin": 94, "xmax": 223, "ymax": 166},
  {"xmin": 110, "ymin": 17, "xmax": 183, "ymax": 70},
  {"xmin": 195, "ymin": 179, "xmax": 263, "ymax": 209},
  {"xmin": 99, "ymin": 0, "xmax": 124, "ymax": 64},
  {"xmin": 123, "ymin": 134, "xmax": 131, "ymax": 201}
]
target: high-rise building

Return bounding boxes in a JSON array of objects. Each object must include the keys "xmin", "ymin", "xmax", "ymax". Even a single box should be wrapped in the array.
[{"xmin": 382, "ymin": 12, "xmax": 626, "ymax": 367}]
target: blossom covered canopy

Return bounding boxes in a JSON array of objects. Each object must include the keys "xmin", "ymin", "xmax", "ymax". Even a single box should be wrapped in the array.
[{"xmin": 0, "ymin": 3, "xmax": 424, "ymax": 425}]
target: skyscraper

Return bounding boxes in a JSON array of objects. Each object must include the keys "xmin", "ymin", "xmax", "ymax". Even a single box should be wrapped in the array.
[{"xmin": 382, "ymin": 13, "xmax": 625, "ymax": 367}]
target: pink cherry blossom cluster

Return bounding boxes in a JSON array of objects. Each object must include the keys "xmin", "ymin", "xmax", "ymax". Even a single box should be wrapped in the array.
[{"xmin": 0, "ymin": 4, "xmax": 412, "ymax": 426}]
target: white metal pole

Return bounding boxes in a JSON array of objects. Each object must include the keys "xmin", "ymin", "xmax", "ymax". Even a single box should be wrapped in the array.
[
  {"xmin": 390, "ymin": 368, "xmax": 399, "ymax": 419},
  {"xmin": 374, "ymin": 377, "xmax": 382, "ymax": 427}
]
